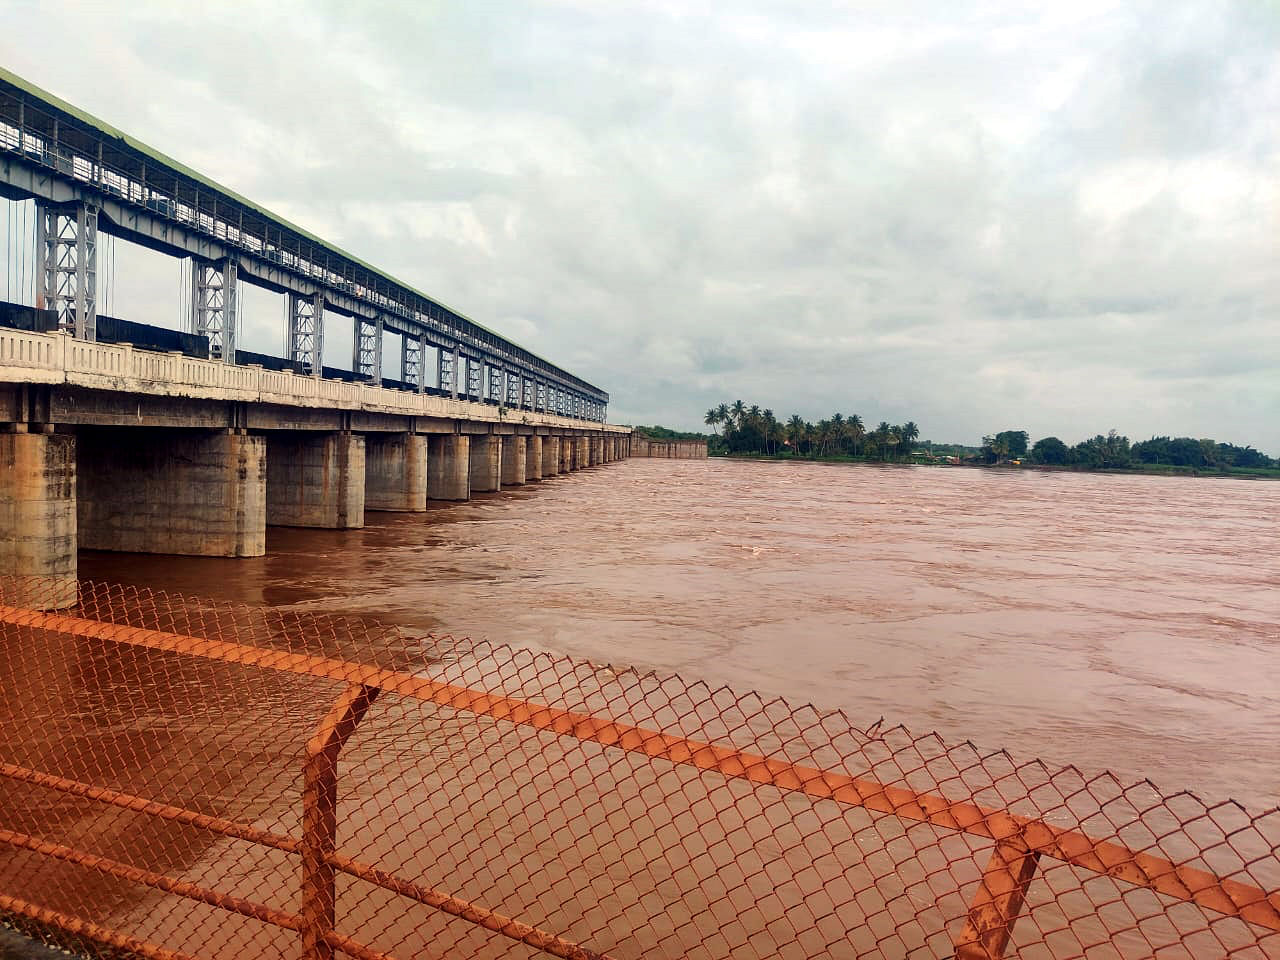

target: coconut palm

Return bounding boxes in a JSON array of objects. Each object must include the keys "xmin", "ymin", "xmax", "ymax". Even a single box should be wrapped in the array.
[
  {"xmin": 847, "ymin": 414, "xmax": 865, "ymax": 457},
  {"xmin": 900, "ymin": 421, "xmax": 920, "ymax": 456},
  {"xmin": 786, "ymin": 414, "xmax": 805, "ymax": 452}
]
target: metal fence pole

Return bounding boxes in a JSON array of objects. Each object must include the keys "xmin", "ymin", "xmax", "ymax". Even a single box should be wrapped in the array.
[
  {"xmin": 954, "ymin": 840, "xmax": 1042, "ymax": 959},
  {"xmin": 301, "ymin": 683, "xmax": 381, "ymax": 960}
]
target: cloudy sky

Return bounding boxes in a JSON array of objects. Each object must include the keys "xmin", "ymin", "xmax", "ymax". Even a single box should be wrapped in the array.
[{"xmin": 2, "ymin": 1, "xmax": 1277, "ymax": 448}]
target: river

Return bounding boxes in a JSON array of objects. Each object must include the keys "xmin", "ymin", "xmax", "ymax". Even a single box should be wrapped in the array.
[{"xmin": 80, "ymin": 457, "xmax": 1280, "ymax": 809}]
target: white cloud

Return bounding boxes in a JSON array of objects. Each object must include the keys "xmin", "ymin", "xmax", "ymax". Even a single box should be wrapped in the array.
[{"xmin": 0, "ymin": 0, "xmax": 1275, "ymax": 450}]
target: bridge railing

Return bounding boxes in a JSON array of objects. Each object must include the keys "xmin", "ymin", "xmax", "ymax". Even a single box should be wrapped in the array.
[
  {"xmin": 0, "ymin": 577, "xmax": 1276, "ymax": 960},
  {"xmin": 0, "ymin": 328, "xmax": 623, "ymax": 433}
]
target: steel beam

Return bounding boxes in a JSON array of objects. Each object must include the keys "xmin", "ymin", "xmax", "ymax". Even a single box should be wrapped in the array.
[{"xmin": 191, "ymin": 257, "xmax": 237, "ymax": 361}]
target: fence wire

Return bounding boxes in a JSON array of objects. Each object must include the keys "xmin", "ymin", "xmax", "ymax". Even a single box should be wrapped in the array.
[{"xmin": 0, "ymin": 577, "xmax": 1276, "ymax": 959}]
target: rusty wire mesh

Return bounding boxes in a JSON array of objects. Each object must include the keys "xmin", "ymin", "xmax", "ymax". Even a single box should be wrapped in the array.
[{"xmin": 0, "ymin": 576, "xmax": 1276, "ymax": 960}]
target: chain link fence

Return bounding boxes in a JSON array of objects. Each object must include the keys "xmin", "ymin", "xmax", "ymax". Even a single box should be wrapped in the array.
[{"xmin": 0, "ymin": 577, "xmax": 1276, "ymax": 959}]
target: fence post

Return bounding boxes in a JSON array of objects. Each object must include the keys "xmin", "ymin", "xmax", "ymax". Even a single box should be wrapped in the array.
[
  {"xmin": 301, "ymin": 683, "xmax": 380, "ymax": 960},
  {"xmin": 954, "ymin": 840, "xmax": 1041, "ymax": 960}
]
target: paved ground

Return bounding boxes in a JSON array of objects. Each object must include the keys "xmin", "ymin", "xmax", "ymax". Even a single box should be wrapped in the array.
[{"xmin": 0, "ymin": 927, "xmax": 75, "ymax": 960}]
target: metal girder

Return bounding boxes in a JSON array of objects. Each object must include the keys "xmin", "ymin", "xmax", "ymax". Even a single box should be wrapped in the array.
[
  {"xmin": 437, "ymin": 347, "xmax": 454, "ymax": 397},
  {"xmin": 191, "ymin": 258, "xmax": 237, "ymax": 361},
  {"xmin": 488, "ymin": 363, "xmax": 503, "ymax": 405},
  {"xmin": 288, "ymin": 291, "xmax": 324, "ymax": 375},
  {"xmin": 401, "ymin": 332, "xmax": 424, "ymax": 391},
  {"xmin": 353, "ymin": 314, "xmax": 382, "ymax": 382},
  {"xmin": 36, "ymin": 200, "xmax": 97, "ymax": 341},
  {"xmin": 466, "ymin": 356, "xmax": 481, "ymax": 401},
  {"xmin": 0, "ymin": 91, "xmax": 611, "ymax": 418}
]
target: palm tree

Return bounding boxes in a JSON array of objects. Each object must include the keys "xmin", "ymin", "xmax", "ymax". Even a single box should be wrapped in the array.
[
  {"xmin": 730, "ymin": 400, "xmax": 746, "ymax": 430},
  {"xmin": 830, "ymin": 413, "xmax": 845, "ymax": 456},
  {"xmin": 786, "ymin": 414, "xmax": 805, "ymax": 452},
  {"xmin": 704, "ymin": 408, "xmax": 723, "ymax": 436},
  {"xmin": 900, "ymin": 421, "xmax": 920, "ymax": 456},
  {"xmin": 847, "ymin": 414, "xmax": 865, "ymax": 457}
]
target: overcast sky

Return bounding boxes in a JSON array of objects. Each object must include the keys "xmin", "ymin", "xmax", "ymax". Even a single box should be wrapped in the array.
[{"xmin": 2, "ymin": 1, "xmax": 1277, "ymax": 448}]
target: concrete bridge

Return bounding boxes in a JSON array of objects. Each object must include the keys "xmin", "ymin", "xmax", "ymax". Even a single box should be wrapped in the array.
[
  {"xmin": 0, "ymin": 326, "xmax": 630, "ymax": 592},
  {"xmin": 0, "ymin": 68, "xmax": 632, "ymax": 595}
]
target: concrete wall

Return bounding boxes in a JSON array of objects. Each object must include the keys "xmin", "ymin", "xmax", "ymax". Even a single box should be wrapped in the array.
[
  {"xmin": 469, "ymin": 435, "xmax": 502, "ymax": 493},
  {"xmin": 630, "ymin": 438, "xmax": 707, "ymax": 458},
  {"xmin": 501, "ymin": 436, "xmax": 526, "ymax": 487},
  {"xmin": 365, "ymin": 433, "xmax": 427, "ymax": 512},
  {"xmin": 79, "ymin": 428, "xmax": 267, "ymax": 555},
  {"xmin": 428, "ymin": 434, "xmax": 469, "ymax": 501},
  {"xmin": 525, "ymin": 436, "xmax": 543, "ymax": 481},
  {"xmin": 266, "ymin": 432, "xmax": 364, "ymax": 529},
  {"xmin": 542, "ymin": 437, "xmax": 560, "ymax": 479},
  {"xmin": 0, "ymin": 430, "xmax": 77, "ymax": 601}
]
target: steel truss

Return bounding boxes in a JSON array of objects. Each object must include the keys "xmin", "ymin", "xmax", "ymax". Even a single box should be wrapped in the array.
[
  {"xmin": 190, "ymin": 258, "xmax": 238, "ymax": 361},
  {"xmin": 36, "ymin": 201, "xmax": 97, "ymax": 340},
  {"xmin": 288, "ymin": 291, "xmax": 324, "ymax": 374},
  {"xmin": 353, "ymin": 315, "xmax": 383, "ymax": 381},
  {"xmin": 401, "ymin": 333, "xmax": 424, "ymax": 391}
]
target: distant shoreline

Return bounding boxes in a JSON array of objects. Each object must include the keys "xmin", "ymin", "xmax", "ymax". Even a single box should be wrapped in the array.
[{"xmin": 709, "ymin": 452, "xmax": 1280, "ymax": 481}]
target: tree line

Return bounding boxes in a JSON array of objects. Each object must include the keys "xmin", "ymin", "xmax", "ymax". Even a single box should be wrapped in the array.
[
  {"xmin": 704, "ymin": 401, "xmax": 919, "ymax": 460},
  {"xmin": 982, "ymin": 430, "xmax": 1276, "ymax": 470}
]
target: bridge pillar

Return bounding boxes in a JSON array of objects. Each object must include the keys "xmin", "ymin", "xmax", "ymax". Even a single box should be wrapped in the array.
[
  {"xmin": 0, "ymin": 428, "xmax": 77, "ymax": 605},
  {"xmin": 500, "ymin": 436, "xmax": 526, "ymax": 487},
  {"xmin": 364, "ymin": 433, "xmax": 427, "ymax": 512},
  {"xmin": 78, "ymin": 427, "xmax": 266, "ymax": 556},
  {"xmin": 427, "ymin": 434, "xmax": 469, "ymax": 501},
  {"xmin": 525, "ymin": 436, "xmax": 543, "ymax": 482},
  {"xmin": 542, "ymin": 437, "xmax": 560, "ymax": 479},
  {"xmin": 468, "ymin": 435, "xmax": 502, "ymax": 492},
  {"xmin": 576, "ymin": 436, "xmax": 589, "ymax": 470},
  {"xmin": 266, "ymin": 432, "xmax": 364, "ymax": 528}
]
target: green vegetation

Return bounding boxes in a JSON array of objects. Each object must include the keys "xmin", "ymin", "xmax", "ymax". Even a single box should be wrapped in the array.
[
  {"xmin": 645, "ymin": 403, "xmax": 1279, "ymax": 479},
  {"xmin": 631, "ymin": 424, "xmax": 709, "ymax": 442},
  {"xmin": 981, "ymin": 429, "xmax": 1278, "ymax": 476},
  {"xmin": 703, "ymin": 402, "xmax": 923, "ymax": 461}
]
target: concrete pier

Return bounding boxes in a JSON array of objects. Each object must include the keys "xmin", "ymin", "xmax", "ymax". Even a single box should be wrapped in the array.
[
  {"xmin": 365, "ymin": 433, "xmax": 428, "ymax": 512},
  {"xmin": 469, "ymin": 435, "xmax": 502, "ymax": 493},
  {"xmin": 266, "ymin": 432, "xmax": 364, "ymax": 529},
  {"xmin": 543, "ymin": 437, "xmax": 561, "ymax": 479},
  {"xmin": 576, "ymin": 437, "xmax": 589, "ymax": 470},
  {"xmin": 560, "ymin": 437, "xmax": 572, "ymax": 473},
  {"xmin": 0, "ymin": 429, "xmax": 76, "ymax": 598},
  {"xmin": 78, "ymin": 427, "xmax": 266, "ymax": 555},
  {"xmin": 428, "ymin": 434, "xmax": 470, "ymax": 501},
  {"xmin": 525, "ymin": 436, "xmax": 543, "ymax": 482},
  {"xmin": 501, "ymin": 436, "xmax": 526, "ymax": 487}
]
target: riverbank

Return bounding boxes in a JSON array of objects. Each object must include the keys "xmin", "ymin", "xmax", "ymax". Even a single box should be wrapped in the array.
[{"xmin": 711, "ymin": 451, "xmax": 1280, "ymax": 480}]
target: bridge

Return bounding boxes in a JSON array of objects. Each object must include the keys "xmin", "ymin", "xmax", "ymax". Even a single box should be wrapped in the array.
[{"xmin": 0, "ymin": 67, "xmax": 631, "ymax": 597}]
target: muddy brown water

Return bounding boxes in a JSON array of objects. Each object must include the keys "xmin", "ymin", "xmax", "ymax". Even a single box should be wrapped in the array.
[
  {"xmin": 81, "ymin": 457, "xmax": 1280, "ymax": 808},
  {"xmin": 9, "ymin": 456, "xmax": 1270, "ymax": 958}
]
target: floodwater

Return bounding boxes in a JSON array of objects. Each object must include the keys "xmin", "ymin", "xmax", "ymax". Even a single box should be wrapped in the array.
[{"xmin": 82, "ymin": 457, "xmax": 1280, "ymax": 808}]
